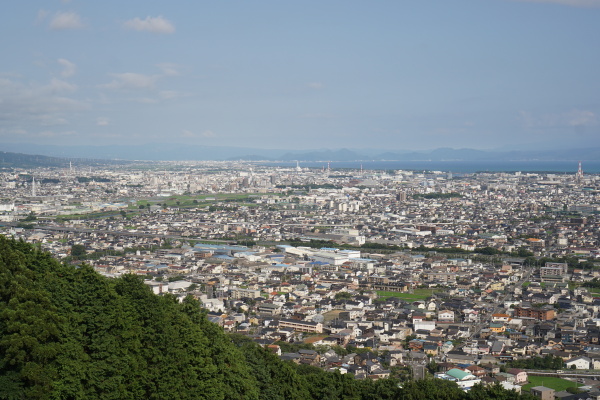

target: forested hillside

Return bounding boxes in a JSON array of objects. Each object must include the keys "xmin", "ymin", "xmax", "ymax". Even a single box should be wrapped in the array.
[{"xmin": 0, "ymin": 236, "xmax": 536, "ymax": 399}]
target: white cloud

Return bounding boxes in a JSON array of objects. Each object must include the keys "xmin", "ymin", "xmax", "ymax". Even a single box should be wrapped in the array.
[
  {"xmin": 567, "ymin": 110, "xmax": 597, "ymax": 126},
  {"xmin": 39, "ymin": 116, "xmax": 69, "ymax": 126},
  {"xmin": 101, "ymin": 72, "xmax": 158, "ymax": 90},
  {"xmin": 201, "ymin": 130, "xmax": 215, "ymax": 138},
  {"xmin": 308, "ymin": 82, "xmax": 323, "ymax": 89},
  {"xmin": 97, "ymin": 117, "xmax": 109, "ymax": 126},
  {"xmin": 520, "ymin": 109, "xmax": 598, "ymax": 128},
  {"xmin": 36, "ymin": 9, "xmax": 49, "ymax": 24},
  {"xmin": 0, "ymin": 77, "xmax": 88, "ymax": 131},
  {"xmin": 46, "ymin": 78, "xmax": 77, "ymax": 93},
  {"xmin": 124, "ymin": 16, "xmax": 175, "ymax": 34},
  {"xmin": 159, "ymin": 90, "xmax": 188, "ymax": 100},
  {"xmin": 49, "ymin": 11, "xmax": 85, "ymax": 30},
  {"xmin": 157, "ymin": 63, "xmax": 180, "ymax": 76},
  {"xmin": 39, "ymin": 130, "xmax": 77, "ymax": 137},
  {"xmin": 181, "ymin": 129, "xmax": 196, "ymax": 138},
  {"xmin": 512, "ymin": 0, "xmax": 600, "ymax": 7},
  {"xmin": 134, "ymin": 97, "xmax": 159, "ymax": 104},
  {"xmin": 58, "ymin": 58, "xmax": 76, "ymax": 78}
]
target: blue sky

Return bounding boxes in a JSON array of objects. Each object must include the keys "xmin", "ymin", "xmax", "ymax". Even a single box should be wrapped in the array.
[{"xmin": 1, "ymin": 0, "xmax": 599, "ymax": 151}]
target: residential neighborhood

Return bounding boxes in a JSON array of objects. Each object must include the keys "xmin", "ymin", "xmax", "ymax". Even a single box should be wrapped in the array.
[{"xmin": 3, "ymin": 160, "xmax": 600, "ymax": 397}]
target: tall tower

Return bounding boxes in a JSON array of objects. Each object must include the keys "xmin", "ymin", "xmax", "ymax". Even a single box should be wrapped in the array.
[
  {"xmin": 576, "ymin": 161, "xmax": 583, "ymax": 184},
  {"xmin": 31, "ymin": 176, "xmax": 36, "ymax": 197}
]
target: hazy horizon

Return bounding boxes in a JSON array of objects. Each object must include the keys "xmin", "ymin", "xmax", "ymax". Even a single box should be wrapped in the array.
[{"xmin": 1, "ymin": 1, "xmax": 599, "ymax": 151}]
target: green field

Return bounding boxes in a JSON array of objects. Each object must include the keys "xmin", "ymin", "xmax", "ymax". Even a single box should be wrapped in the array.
[
  {"xmin": 376, "ymin": 288, "xmax": 441, "ymax": 301},
  {"xmin": 135, "ymin": 193, "xmax": 280, "ymax": 209},
  {"xmin": 522, "ymin": 376, "xmax": 577, "ymax": 393}
]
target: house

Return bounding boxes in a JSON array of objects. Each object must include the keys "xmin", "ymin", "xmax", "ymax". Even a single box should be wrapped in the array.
[
  {"xmin": 279, "ymin": 318, "xmax": 323, "ymax": 334},
  {"xmin": 298, "ymin": 349, "xmax": 321, "ymax": 366},
  {"xmin": 490, "ymin": 341, "xmax": 504, "ymax": 355},
  {"xmin": 438, "ymin": 310, "xmax": 455, "ymax": 322},
  {"xmin": 423, "ymin": 343, "xmax": 439, "ymax": 356},
  {"xmin": 445, "ymin": 352, "xmax": 475, "ymax": 364},
  {"xmin": 506, "ymin": 368, "xmax": 528, "ymax": 384},
  {"xmin": 565, "ymin": 356, "xmax": 591, "ymax": 370},
  {"xmin": 258, "ymin": 302, "xmax": 282, "ymax": 316},
  {"xmin": 491, "ymin": 313, "xmax": 511, "ymax": 323},
  {"xmin": 466, "ymin": 365, "xmax": 487, "ymax": 377},
  {"xmin": 530, "ymin": 386, "xmax": 554, "ymax": 400},
  {"xmin": 435, "ymin": 368, "xmax": 481, "ymax": 390}
]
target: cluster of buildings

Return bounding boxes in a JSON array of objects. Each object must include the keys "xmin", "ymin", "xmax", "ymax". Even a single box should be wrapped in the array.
[{"xmin": 2, "ymin": 161, "xmax": 600, "ymax": 396}]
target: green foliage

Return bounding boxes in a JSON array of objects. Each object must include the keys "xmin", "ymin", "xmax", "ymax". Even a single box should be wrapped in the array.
[
  {"xmin": 70, "ymin": 244, "xmax": 87, "ymax": 258},
  {"xmin": 513, "ymin": 247, "xmax": 534, "ymax": 257},
  {"xmin": 361, "ymin": 242, "xmax": 403, "ymax": 251},
  {"xmin": 0, "ymin": 236, "xmax": 258, "ymax": 400},
  {"xmin": 477, "ymin": 247, "xmax": 502, "ymax": 255},
  {"xmin": 413, "ymin": 192, "xmax": 462, "ymax": 199},
  {"xmin": 276, "ymin": 184, "xmax": 342, "ymax": 190},
  {"xmin": 22, "ymin": 212, "xmax": 37, "ymax": 222},
  {"xmin": 335, "ymin": 292, "xmax": 353, "ymax": 301},
  {"xmin": 76, "ymin": 176, "xmax": 112, "ymax": 183},
  {"xmin": 288, "ymin": 239, "xmax": 343, "ymax": 249},
  {"xmin": 414, "ymin": 245, "xmax": 472, "ymax": 254},
  {"xmin": 505, "ymin": 354, "xmax": 564, "ymax": 370},
  {"xmin": 236, "ymin": 240, "xmax": 256, "ymax": 247}
]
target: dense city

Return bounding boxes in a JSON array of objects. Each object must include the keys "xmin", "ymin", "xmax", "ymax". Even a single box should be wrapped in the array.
[{"xmin": 2, "ymin": 160, "xmax": 600, "ymax": 398}]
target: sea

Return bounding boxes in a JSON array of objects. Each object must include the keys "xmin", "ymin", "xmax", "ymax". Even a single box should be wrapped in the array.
[{"xmin": 260, "ymin": 160, "xmax": 600, "ymax": 174}]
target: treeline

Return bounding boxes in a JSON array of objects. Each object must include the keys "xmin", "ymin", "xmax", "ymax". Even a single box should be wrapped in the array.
[
  {"xmin": 76, "ymin": 176, "xmax": 112, "ymax": 183},
  {"xmin": 276, "ymin": 184, "xmax": 342, "ymax": 190},
  {"xmin": 0, "ymin": 236, "xmax": 537, "ymax": 399},
  {"xmin": 505, "ymin": 355, "xmax": 564, "ymax": 370},
  {"xmin": 523, "ymin": 255, "xmax": 597, "ymax": 269},
  {"xmin": 413, "ymin": 192, "xmax": 462, "ymax": 199},
  {"xmin": 287, "ymin": 239, "xmax": 404, "ymax": 252},
  {"xmin": 583, "ymin": 278, "xmax": 600, "ymax": 289}
]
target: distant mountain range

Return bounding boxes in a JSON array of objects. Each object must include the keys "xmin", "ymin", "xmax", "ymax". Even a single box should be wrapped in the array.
[
  {"xmin": 0, "ymin": 150, "xmax": 129, "ymax": 169},
  {"xmin": 1, "ymin": 142, "xmax": 599, "ymax": 163}
]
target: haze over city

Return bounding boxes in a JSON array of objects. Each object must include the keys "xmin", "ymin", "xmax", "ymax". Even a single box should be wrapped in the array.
[{"xmin": 1, "ymin": 0, "xmax": 599, "ymax": 154}]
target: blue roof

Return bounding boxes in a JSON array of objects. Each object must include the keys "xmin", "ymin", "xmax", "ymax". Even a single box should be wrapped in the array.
[
  {"xmin": 266, "ymin": 254, "xmax": 284, "ymax": 258},
  {"xmin": 193, "ymin": 243, "xmax": 249, "ymax": 252}
]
